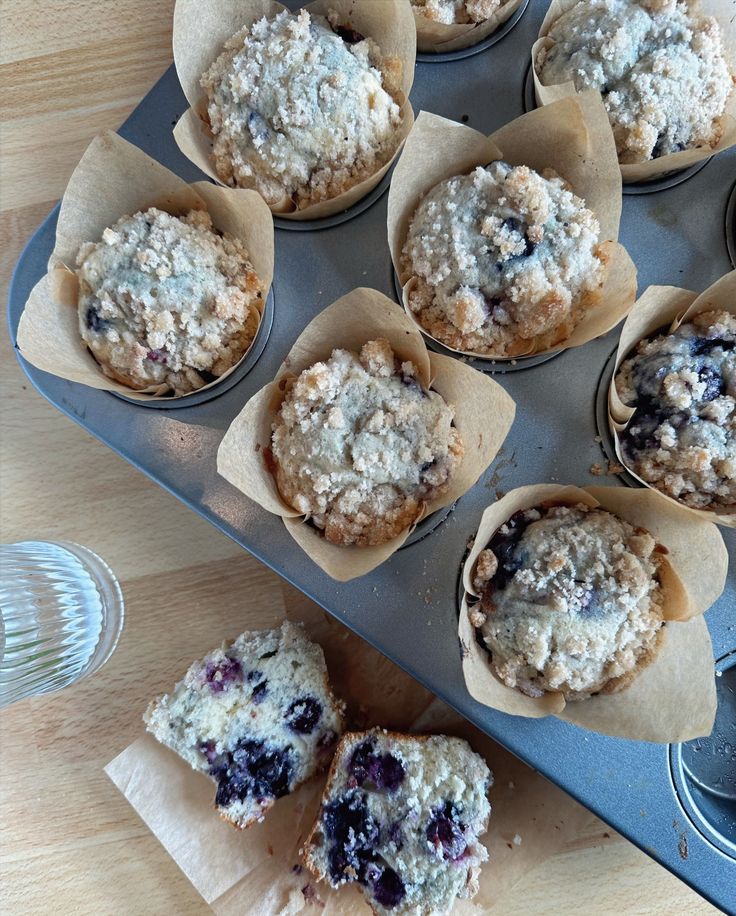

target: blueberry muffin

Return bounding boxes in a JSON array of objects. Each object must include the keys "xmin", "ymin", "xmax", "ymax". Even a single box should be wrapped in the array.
[
  {"xmin": 77, "ymin": 207, "xmax": 263, "ymax": 395},
  {"xmin": 270, "ymin": 339, "xmax": 464, "ymax": 547},
  {"xmin": 144, "ymin": 621, "xmax": 344, "ymax": 828},
  {"xmin": 537, "ymin": 0, "xmax": 734, "ymax": 164},
  {"xmin": 201, "ymin": 9, "xmax": 404, "ymax": 209},
  {"xmin": 411, "ymin": 0, "xmax": 503, "ymax": 25},
  {"xmin": 400, "ymin": 161, "xmax": 605, "ymax": 357},
  {"xmin": 615, "ymin": 310, "xmax": 736, "ymax": 511},
  {"xmin": 304, "ymin": 730, "xmax": 492, "ymax": 914},
  {"xmin": 470, "ymin": 503, "xmax": 665, "ymax": 700}
]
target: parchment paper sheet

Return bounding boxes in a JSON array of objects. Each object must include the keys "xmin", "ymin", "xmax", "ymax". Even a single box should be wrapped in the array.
[
  {"xmin": 106, "ymin": 600, "xmax": 594, "ymax": 914},
  {"xmin": 412, "ymin": 0, "xmax": 525, "ymax": 54}
]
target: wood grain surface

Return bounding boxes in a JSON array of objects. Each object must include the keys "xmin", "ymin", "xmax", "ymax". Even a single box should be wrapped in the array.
[{"xmin": 0, "ymin": 2, "xmax": 718, "ymax": 913}]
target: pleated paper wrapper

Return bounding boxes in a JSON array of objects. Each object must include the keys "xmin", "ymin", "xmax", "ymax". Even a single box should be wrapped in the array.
[{"xmin": 412, "ymin": 0, "xmax": 525, "ymax": 54}]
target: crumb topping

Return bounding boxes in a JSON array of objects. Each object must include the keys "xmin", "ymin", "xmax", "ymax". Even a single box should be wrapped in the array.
[
  {"xmin": 471, "ymin": 503, "xmax": 664, "ymax": 700},
  {"xmin": 271, "ymin": 340, "xmax": 464, "ymax": 547},
  {"xmin": 401, "ymin": 161, "xmax": 604, "ymax": 357},
  {"xmin": 615, "ymin": 309, "xmax": 736, "ymax": 511},
  {"xmin": 411, "ymin": 0, "xmax": 503, "ymax": 25},
  {"xmin": 537, "ymin": 0, "xmax": 734, "ymax": 163},
  {"xmin": 202, "ymin": 9, "xmax": 404, "ymax": 208},
  {"xmin": 77, "ymin": 207, "xmax": 262, "ymax": 394}
]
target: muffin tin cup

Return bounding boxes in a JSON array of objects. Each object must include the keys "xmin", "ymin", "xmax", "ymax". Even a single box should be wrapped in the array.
[
  {"xmin": 414, "ymin": 0, "xmax": 527, "ymax": 57},
  {"xmin": 726, "ymin": 179, "xmax": 736, "ymax": 269},
  {"xmin": 606, "ymin": 272, "xmax": 736, "ymax": 528},
  {"xmin": 458, "ymin": 483, "xmax": 728, "ymax": 741},
  {"xmin": 387, "ymin": 98, "xmax": 637, "ymax": 366},
  {"xmin": 172, "ymin": 0, "xmax": 417, "ymax": 223},
  {"xmin": 529, "ymin": 0, "xmax": 736, "ymax": 184},
  {"xmin": 15, "ymin": 132, "xmax": 275, "ymax": 403},
  {"xmin": 216, "ymin": 288, "xmax": 515, "ymax": 581}
]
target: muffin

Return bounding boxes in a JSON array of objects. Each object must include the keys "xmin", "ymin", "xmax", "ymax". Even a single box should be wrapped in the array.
[
  {"xmin": 411, "ymin": 0, "xmax": 503, "ymax": 25},
  {"xmin": 144, "ymin": 621, "xmax": 344, "ymax": 828},
  {"xmin": 304, "ymin": 729, "xmax": 492, "ymax": 914},
  {"xmin": 400, "ymin": 160, "xmax": 606, "ymax": 357},
  {"xmin": 536, "ymin": 0, "xmax": 734, "ymax": 164},
  {"xmin": 469, "ymin": 502, "xmax": 665, "ymax": 700},
  {"xmin": 77, "ymin": 207, "xmax": 263, "ymax": 395},
  {"xmin": 270, "ymin": 338, "xmax": 464, "ymax": 547},
  {"xmin": 201, "ymin": 8, "xmax": 404, "ymax": 210},
  {"xmin": 614, "ymin": 310, "xmax": 736, "ymax": 512}
]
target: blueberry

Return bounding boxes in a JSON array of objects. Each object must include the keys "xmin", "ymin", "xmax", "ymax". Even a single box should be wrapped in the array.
[
  {"xmin": 697, "ymin": 366, "xmax": 723, "ymax": 402},
  {"xmin": 371, "ymin": 867, "xmax": 405, "ymax": 909},
  {"xmin": 204, "ymin": 656, "xmax": 243, "ymax": 693},
  {"xmin": 247, "ymin": 110, "xmax": 271, "ymax": 143},
  {"xmin": 322, "ymin": 791, "xmax": 380, "ymax": 883},
  {"xmin": 388, "ymin": 822, "xmax": 403, "ymax": 849},
  {"xmin": 426, "ymin": 802, "xmax": 467, "ymax": 861},
  {"xmin": 146, "ymin": 348, "xmax": 167, "ymax": 364},
  {"xmin": 688, "ymin": 336, "xmax": 734, "ymax": 357},
  {"xmin": 285, "ymin": 696, "xmax": 322, "ymax": 734},
  {"xmin": 577, "ymin": 586, "xmax": 603, "ymax": 617},
  {"xmin": 85, "ymin": 306, "xmax": 108, "ymax": 332},
  {"xmin": 400, "ymin": 373, "xmax": 425, "ymax": 396},
  {"xmin": 348, "ymin": 739, "xmax": 377, "ymax": 783},
  {"xmin": 333, "ymin": 24, "xmax": 365, "ymax": 44},
  {"xmin": 368, "ymin": 753, "xmax": 405, "ymax": 792},
  {"xmin": 214, "ymin": 739, "xmax": 293, "ymax": 806},
  {"xmin": 485, "ymin": 509, "xmax": 537, "ymax": 591},
  {"xmin": 251, "ymin": 680, "xmax": 268, "ymax": 703}
]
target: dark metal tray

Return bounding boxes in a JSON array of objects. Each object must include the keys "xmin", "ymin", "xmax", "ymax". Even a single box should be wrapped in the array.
[{"xmin": 7, "ymin": 2, "xmax": 735, "ymax": 910}]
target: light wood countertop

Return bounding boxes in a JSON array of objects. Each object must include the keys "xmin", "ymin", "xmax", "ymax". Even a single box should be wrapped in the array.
[{"xmin": 0, "ymin": 3, "xmax": 718, "ymax": 913}]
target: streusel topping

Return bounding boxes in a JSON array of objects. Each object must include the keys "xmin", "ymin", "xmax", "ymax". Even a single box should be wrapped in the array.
[
  {"xmin": 537, "ymin": 0, "xmax": 734, "ymax": 163},
  {"xmin": 471, "ymin": 503, "xmax": 664, "ymax": 700},
  {"xmin": 615, "ymin": 309, "xmax": 736, "ymax": 511},
  {"xmin": 271, "ymin": 339, "xmax": 464, "ymax": 547},
  {"xmin": 411, "ymin": 0, "xmax": 503, "ymax": 25},
  {"xmin": 202, "ymin": 9, "xmax": 404, "ymax": 209},
  {"xmin": 77, "ymin": 207, "xmax": 262, "ymax": 394},
  {"xmin": 401, "ymin": 161, "xmax": 604, "ymax": 357}
]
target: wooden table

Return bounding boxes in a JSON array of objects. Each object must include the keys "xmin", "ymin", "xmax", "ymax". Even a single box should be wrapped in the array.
[{"xmin": 0, "ymin": 3, "xmax": 718, "ymax": 913}]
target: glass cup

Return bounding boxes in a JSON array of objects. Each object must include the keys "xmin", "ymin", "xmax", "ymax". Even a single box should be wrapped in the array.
[{"xmin": 0, "ymin": 540, "xmax": 124, "ymax": 708}]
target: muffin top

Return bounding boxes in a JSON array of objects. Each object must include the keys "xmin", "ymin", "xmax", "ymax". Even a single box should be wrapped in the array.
[
  {"xmin": 77, "ymin": 207, "xmax": 262, "ymax": 395},
  {"xmin": 615, "ymin": 309, "xmax": 736, "ymax": 511},
  {"xmin": 537, "ymin": 0, "xmax": 734, "ymax": 163},
  {"xmin": 401, "ymin": 161, "xmax": 604, "ymax": 357},
  {"xmin": 411, "ymin": 0, "xmax": 503, "ymax": 25},
  {"xmin": 202, "ymin": 9, "xmax": 404, "ymax": 209},
  {"xmin": 470, "ymin": 503, "xmax": 664, "ymax": 700},
  {"xmin": 270, "ymin": 339, "xmax": 463, "ymax": 547}
]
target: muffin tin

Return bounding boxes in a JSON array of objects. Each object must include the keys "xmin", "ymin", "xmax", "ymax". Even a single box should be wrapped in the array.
[{"xmin": 7, "ymin": 1, "xmax": 736, "ymax": 909}]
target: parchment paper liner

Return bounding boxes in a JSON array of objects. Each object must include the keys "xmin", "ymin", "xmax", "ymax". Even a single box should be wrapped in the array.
[
  {"xmin": 531, "ymin": 0, "xmax": 736, "ymax": 183},
  {"xmin": 459, "ymin": 483, "xmax": 727, "ymax": 741},
  {"xmin": 387, "ymin": 95, "xmax": 637, "ymax": 361},
  {"xmin": 16, "ymin": 131, "xmax": 274, "ymax": 401},
  {"xmin": 607, "ymin": 271, "xmax": 736, "ymax": 527},
  {"xmin": 172, "ymin": 0, "xmax": 417, "ymax": 220},
  {"xmin": 217, "ymin": 288, "xmax": 516, "ymax": 581},
  {"xmin": 105, "ymin": 599, "xmax": 594, "ymax": 914},
  {"xmin": 412, "ymin": 0, "xmax": 525, "ymax": 54}
]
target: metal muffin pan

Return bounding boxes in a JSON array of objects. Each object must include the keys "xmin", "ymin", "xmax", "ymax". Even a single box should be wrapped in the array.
[{"xmin": 7, "ymin": 1, "xmax": 736, "ymax": 910}]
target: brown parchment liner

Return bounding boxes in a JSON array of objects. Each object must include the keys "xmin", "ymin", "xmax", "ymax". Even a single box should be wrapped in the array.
[
  {"xmin": 387, "ymin": 95, "xmax": 637, "ymax": 361},
  {"xmin": 531, "ymin": 0, "xmax": 736, "ymax": 183},
  {"xmin": 217, "ymin": 288, "xmax": 516, "ymax": 581},
  {"xmin": 607, "ymin": 271, "xmax": 736, "ymax": 527},
  {"xmin": 16, "ymin": 132, "xmax": 274, "ymax": 401},
  {"xmin": 459, "ymin": 484, "xmax": 727, "ymax": 741},
  {"xmin": 105, "ymin": 598, "xmax": 594, "ymax": 914},
  {"xmin": 412, "ymin": 0, "xmax": 525, "ymax": 54},
  {"xmin": 172, "ymin": 0, "xmax": 417, "ymax": 220}
]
